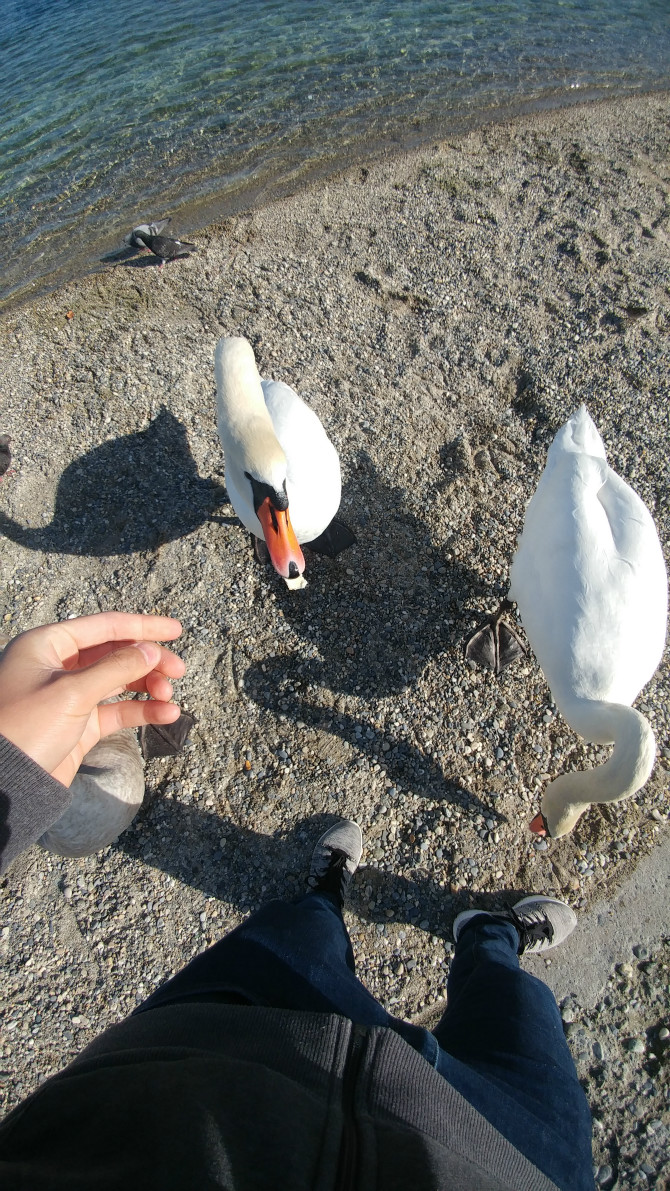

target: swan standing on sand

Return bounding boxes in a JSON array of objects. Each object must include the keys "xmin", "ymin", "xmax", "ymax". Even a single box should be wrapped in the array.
[
  {"xmin": 215, "ymin": 336, "xmax": 354, "ymax": 589},
  {"xmin": 507, "ymin": 405, "xmax": 667, "ymax": 837}
]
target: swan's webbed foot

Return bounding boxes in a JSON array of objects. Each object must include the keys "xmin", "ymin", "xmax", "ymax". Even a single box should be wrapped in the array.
[
  {"xmin": 139, "ymin": 712, "xmax": 196, "ymax": 760},
  {"xmin": 464, "ymin": 600, "xmax": 527, "ymax": 676},
  {"xmin": 304, "ymin": 519, "xmax": 356, "ymax": 558},
  {"xmin": 529, "ymin": 811, "xmax": 549, "ymax": 837}
]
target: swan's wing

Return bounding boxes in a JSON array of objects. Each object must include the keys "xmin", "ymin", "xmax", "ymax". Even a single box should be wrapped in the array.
[
  {"xmin": 261, "ymin": 379, "xmax": 341, "ymax": 541},
  {"xmin": 304, "ymin": 518, "xmax": 356, "ymax": 557},
  {"xmin": 594, "ymin": 468, "xmax": 668, "ymax": 691}
]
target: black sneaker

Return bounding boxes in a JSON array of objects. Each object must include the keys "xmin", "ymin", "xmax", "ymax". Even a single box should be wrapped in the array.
[
  {"xmin": 453, "ymin": 895, "xmax": 577, "ymax": 955},
  {"xmin": 307, "ymin": 820, "xmax": 363, "ymax": 906}
]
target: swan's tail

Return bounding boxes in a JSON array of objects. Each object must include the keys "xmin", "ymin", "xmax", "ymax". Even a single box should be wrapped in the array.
[{"xmin": 547, "ymin": 404, "xmax": 607, "ymax": 467}]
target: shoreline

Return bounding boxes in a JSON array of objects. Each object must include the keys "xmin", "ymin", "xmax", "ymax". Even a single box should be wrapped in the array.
[
  {"xmin": 1, "ymin": 90, "xmax": 669, "ymax": 1185},
  {"xmin": 3, "ymin": 81, "xmax": 669, "ymax": 316}
]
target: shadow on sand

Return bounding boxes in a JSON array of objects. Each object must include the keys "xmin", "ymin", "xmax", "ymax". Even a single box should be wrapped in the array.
[
  {"xmin": 116, "ymin": 799, "xmax": 521, "ymax": 941},
  {"xmin": 0, "ymin": 409, "xmax": 226, "ymax": 555}
]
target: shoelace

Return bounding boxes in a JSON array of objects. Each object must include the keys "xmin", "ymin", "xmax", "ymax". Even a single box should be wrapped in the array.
[
  {"xmin": 311, "ymin": 848, "xmax": 350, "ymax": 898},
  {"xmin": 505, "ymin": 904, "xmax": 554, "ymax": 954}
]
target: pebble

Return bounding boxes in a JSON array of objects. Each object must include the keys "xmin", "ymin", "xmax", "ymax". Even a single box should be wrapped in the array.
[
  {"xmin": 595, "ymin": 1164, "xmax": 613, "ymax": 1186},
  {"xmin": 626, "ymin": 1038, "xmax": 645, "ymax": 1054}
]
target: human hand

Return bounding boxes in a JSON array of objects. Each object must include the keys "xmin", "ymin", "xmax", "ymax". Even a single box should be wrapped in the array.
[{"xmin": 0, "ymin": 612, "xmax": 185, "ymax": 786}]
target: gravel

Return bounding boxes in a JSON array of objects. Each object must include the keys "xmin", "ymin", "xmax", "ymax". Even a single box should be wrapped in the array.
[{"xmin": 1, "ymin": 92, "xmax": 669, "ymax": 1188}]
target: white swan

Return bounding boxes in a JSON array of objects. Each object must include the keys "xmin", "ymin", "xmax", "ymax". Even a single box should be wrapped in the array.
[
  {"xmin": 215, "ymin": 336, "xmax": 353, "ymax": 589},
  {"xmin": 508, "ymin": 405, "xmax": 667, "ymax": 837},
  {"xmin": 38, "ymin": 728, "xmax": 145, "ymax": 858}
]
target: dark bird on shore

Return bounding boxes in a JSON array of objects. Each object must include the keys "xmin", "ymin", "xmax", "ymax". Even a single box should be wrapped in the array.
[
  {"xmin": 0, "ymin": 435, "xmax": 12, "ymax": 479},
  {"xmin": 124, "ymin": 218, "xmax": 171, "ymax": 250},
  {"xmin": 133, "ymin": 230, "xmax": 196, "ymax": 267}
]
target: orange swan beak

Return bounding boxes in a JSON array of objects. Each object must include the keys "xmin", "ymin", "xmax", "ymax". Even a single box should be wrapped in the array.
[{"xmin": 257, "ymin": 496, "xmax": 305, "ymax": 581}]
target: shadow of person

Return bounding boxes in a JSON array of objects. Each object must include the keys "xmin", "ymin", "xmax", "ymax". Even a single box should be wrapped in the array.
[
  {"xmin": 246, "ymin": 450, "xmax": 488, "ymax": 699},
  {"xmin": 241, "ymin": 664, "xmax": 497, "ymax": 820},
  {"xmin": 115, "ymin": 799, "xmax": 520, "ymax": 942},
  {"xmin": 0, "ymin": 409, "xmax": 226, "ymax": 555},
  {"xmin": 235, "ymin": 452, "xmax": 495, "ymax": 814}
]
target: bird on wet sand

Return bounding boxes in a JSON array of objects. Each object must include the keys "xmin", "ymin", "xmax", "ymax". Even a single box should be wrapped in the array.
[
  {"xmin": 215, "ymin": 336, "xmax": 355, "ymax": 589},
  {"xmin": 133, "ymin": 229, "xmax": 196, "ymax": 267},
  {"xmin": 124, "ymin": 218, "xmax": 172, "ymax": 250}
]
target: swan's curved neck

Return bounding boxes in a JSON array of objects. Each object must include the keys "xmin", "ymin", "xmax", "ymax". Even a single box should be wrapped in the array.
[
  {"xmin": 215, "ymin": 338, "xmax": 285, "ymax": 484},
  {"xmin": 542, "ymin": 701, "xmax": 656, "ymax": 836},
  {"xmin": 215, "ymin": 341, "xmax": 272, "ymax": 437}
]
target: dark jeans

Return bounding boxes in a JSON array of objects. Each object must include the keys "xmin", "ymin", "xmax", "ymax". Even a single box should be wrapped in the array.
[{"xmin": 136, "ymin": 894, "xmax": 593, "ymax": 1191}]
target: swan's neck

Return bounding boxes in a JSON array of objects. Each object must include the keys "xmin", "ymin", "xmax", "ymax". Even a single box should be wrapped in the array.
[
  {"xmin": 215, "ymin": 338, "xmax": 286, "ymax": 483},
  {"xmin": 542, "ymin": 701, "xmax": 656, "ymax": 836}
]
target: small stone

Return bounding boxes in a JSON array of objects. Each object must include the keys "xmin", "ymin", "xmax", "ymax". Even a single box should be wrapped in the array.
[
  {"xmin": 658, "ymin": 1027, "xmax": 669, "ymax": 1041},
  {"xmin": 561, "ymin": 1006, "xmax": 575, "ymax": 1024},
  {"xmin": 632, "ymin": 944, "xmax": 650, "ymax": 960},
  {"xmin": 626, "ymin": 1038, "xmax": 645, "ymax": 1054},
  {"xmin": 595, "ymin": 1164, "xmax": 613, "ymax": 1186},
  {"xmin": 533, "ymin": 838, "xmax": 549, "ymax": 851}
]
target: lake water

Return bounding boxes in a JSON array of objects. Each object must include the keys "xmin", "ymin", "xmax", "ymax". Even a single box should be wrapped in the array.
[{"xmin": 1, "ymin": 0, "xmax": 669, "ymax": 308}]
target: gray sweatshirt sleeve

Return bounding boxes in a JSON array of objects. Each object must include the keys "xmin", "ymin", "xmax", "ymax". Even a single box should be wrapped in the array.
[{"xmin": 0, "ymin": 736, "xmax": 72, "ymax": 874}]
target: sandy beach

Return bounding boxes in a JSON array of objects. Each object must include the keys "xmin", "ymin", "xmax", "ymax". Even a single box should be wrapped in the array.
[{"xmin": 1, "ymin": 92, "xmax": 669, "ymax": 1185}]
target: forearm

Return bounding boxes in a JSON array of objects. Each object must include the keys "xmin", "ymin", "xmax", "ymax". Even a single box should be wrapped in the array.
[{"xmin": 0, "ymin": 735, "xmax": 72, "ymax": 875}]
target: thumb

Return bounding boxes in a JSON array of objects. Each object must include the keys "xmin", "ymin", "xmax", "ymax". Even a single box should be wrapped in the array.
[{"xmin": 69, "ymin": 641, "xmax": 162, "ymax": 709}]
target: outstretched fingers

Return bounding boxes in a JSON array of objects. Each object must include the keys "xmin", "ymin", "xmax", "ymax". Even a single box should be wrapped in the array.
[{"xmin": 51, "ymin": 613, "xmax": 183, "ymax": 667}]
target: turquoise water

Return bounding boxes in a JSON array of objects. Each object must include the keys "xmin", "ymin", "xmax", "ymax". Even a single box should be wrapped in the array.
[{"xmin": 1, "ymin": 0, "xmax": 669, "ymax": 307}]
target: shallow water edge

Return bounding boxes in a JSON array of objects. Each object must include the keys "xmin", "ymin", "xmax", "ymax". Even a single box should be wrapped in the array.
[{"xmin": 3, "ymin": 82, "xmax": 668, "ymax": 318}]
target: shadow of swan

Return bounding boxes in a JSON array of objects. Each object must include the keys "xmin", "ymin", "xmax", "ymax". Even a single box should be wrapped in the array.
[{"xmin": 0, "ymin": 409, "xmax": 226, "ymax": 555}]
